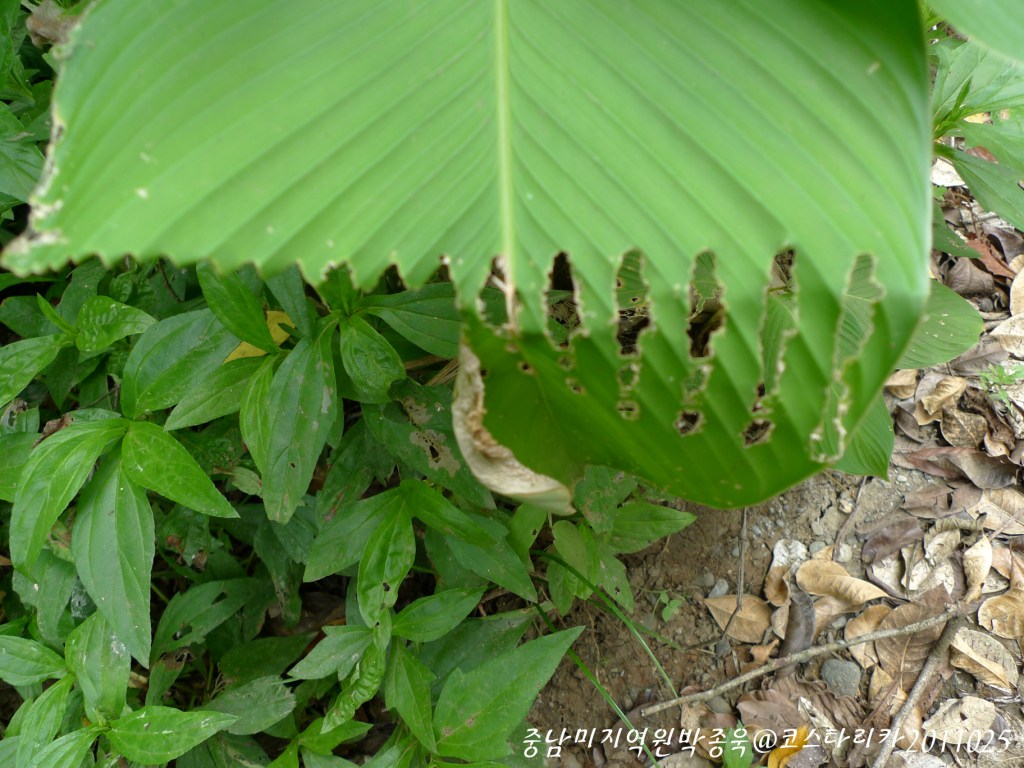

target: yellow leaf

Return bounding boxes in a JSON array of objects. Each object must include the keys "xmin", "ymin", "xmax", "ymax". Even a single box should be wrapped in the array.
[
  {"xmin": 224, "ymin": 310, "xmax": 292, "ymax": 362},
  {"xmin": 768, "ymin": 725, "xmax": 808, "ymax": 768}
]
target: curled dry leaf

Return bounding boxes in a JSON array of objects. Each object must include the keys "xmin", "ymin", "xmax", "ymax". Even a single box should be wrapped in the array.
[
  {"xmin": 705, "ymin": 595, "xmax": 772, "ymax": 644},
  {"xmin": 813, "ymin": 595, "xmax": 859, "ymax": 635},
  {"xmin": 875, "ymin": 604, "xmax": 945, "ymax": 690},
  {"xmin": 452, "ymin": 343, "xmax": 572, "ymax": 514},
  {"xmin": 949, "ymin": 626, "xmax": 1019, "ymax": 691},
  {"xmin": 978, "ymin": 586, "xmax": 1024, "ymax": 639},
  {"xmin": 921, "ymin": 697, "xmax": 996, "ymax": 746},
  {"xmin": 845, "ymin": 604, "xmax": 891, "ymax": 670},
  {"xmin": 765, "ymin": 565, "xmax": 791, "ymax": 607},
  {"xmin": 796, "ymin": 560, "xmax": 887, "ymax": 605},
  {"xmin": 777, "ymin": 587, "xmax": 815, "ymax": 663},
  {"xmin": 1012, "ymin": 268, "xmax": 1024, "ymax": 317},
  {"xmin": 916, "ymin": 376, "xmax": 967, "ymax": 423},
  {"xmin": 885, "ymin": 369, "xmax": 919, "ymax": 399},
  {"xmin": 963, "ymin": 536, "xmax": 993, "ymax": 602}
]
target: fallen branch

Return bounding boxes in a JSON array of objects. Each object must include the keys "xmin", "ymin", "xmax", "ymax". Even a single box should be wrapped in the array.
[
  {"xmin": 641, "ymin": 609, "xmax": 959, "ymax": 717},
  {"xmin": 869, "ymin": 616, "xmax": 964, "ymax": 768}
]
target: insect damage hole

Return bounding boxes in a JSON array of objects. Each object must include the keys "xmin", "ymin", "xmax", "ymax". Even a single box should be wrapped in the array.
[
  {"xmin": 545, "ymin": 252, "xmax": 580, "ymax": 347},
  {"xmin": 742, "ymin": 418, "xmax": 774, "ymax": 446},
  {"xmin": 687, "ymin": 251, "xmax": 725, "ymax": 359},
  {"xmin": 675, "ymin": 410, "xmax": 703, "ymax": 436},
  {"xmin": 616, "ymin": 400, "xmax": 640, "ymax": 421},
  {"xmin": 615, "ymin": 250, "xmax": 651, "ymax": 357}
]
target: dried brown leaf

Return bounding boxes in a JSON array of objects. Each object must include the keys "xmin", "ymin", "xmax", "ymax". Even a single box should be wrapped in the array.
[
  {"xmin": 813, "ymin": 595, "xmax": 859, "ymax": 635},
  {"xmin": 736, "ymin": 689, "xmax": 806, "ymax": 739},
  {"xmin": 764, "ymin": 566, "xmax": 791, "ymax": 607},
  {"xmin": 921, "ymin": 697, "xmax": 996, "ymax": 746},
  {"xmin": 875, "ymin": 604, "xmax": 945, "ymax": 690},
  {"xmin": 796, "ymin": 560, "xmax": 887, "ymax": 605},
  {"xmin": 978, "ymin": 587, "xmax": 1024, "ymax": 639},
  {"xmin": 992, "ymin": 314, "xmax": 1024, "ymax": 357},
  {"xmin": 963, "ymin": 536, "xmax": 993, "ymax": 602},
  {"xmin": 949, "ymin": 627, "xmax": 1018, "ymax": 691},
  {"xmin": 990, "ymin": 544, "xmax": 1024, "ymax": 581},
  {"xmin": 969, "ymin": 488, "xmax": 1024, "ymax": 535},
  {"xmin": 918, "ymin": 376, "xmax": 967, "ymax": 422},
  {"xmin": 939, "ymin": 406, "xmax": 987, "ymax": 448},
  {"xmin": 705, "ymin": 595, "xmax": 771, "ymax": 644},
  {"xmin": 860, "ymin": 518, "xmax": 923, "ymax": 563},
  {"xmin": 885, "ymin": 369, "xmax": 919, "ymax": 399},
  {"xmin": 1012, "ymin": 268, "xmax": 1024, "ymax": 316},
  {"xmin": 845, "ymin": 604, "xmax": 891, "ymax": 670}
]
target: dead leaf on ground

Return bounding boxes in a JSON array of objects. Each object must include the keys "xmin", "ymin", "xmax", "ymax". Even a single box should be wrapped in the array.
[
  {"xmin": 898, "ymin": 446, "xmax": 1017, "ymax": 488},
  {"xmin": 705, "ymin": 595, "xmax": 771, "ymax": 644},
  {"xmin": 777, "ymin": 588, "xmax": 815, "ymax": 661},
  {"xmin": 902, "ymin": 484, "xmax": 956, "ymax": 519},
  {"xmin": 736, "ymin": 689, "xmax": 806, "ymax": 741},
  {"xmin": 765, "ymin": 566, "xmax": 791, "ymax": 607},
  {"xmin": 845, "ymin": 604, "xmax": 891, "ymax": 670},
  {"xmin": 949, "ymin": 626, "xmax": 1019, "ymax": 691},
  {"xmin": 978, "ymin": 586, "xmax": 1024, "ymax": 639},
  {"xmin": 946, "ymin": 338, "xmax": 1008, "ymax": 375},
  {"xmin": 940, "ymin": 405, "xmax": 988, "ymax": 448},
  {"xmin": 889, "ymin": 752, "xmax": 947, "ymax": 768},
  {"xmin": 867, "ymin": 554, "xmax": 906, "ymax": 599},
  {"xmin": 860, "ymin": 518, "xmax": 923, "ymax": 563},
  {"xmin": 991, "ymin": 544, "xmax": 1024, "ymax": 581},
  {"xmin": 915, "ymin": 376, "xmax": 967, "ymax": 423},
  {"xmin": 875, "ymin": 604, "xmax": 946, "ymax": 690},
  {"xmin": 992, "ymin": 314, "xmax": 1024, "ymax": 357},
  {"xmin": 963, "ymin": 536, "xmax": 993, "ymax": 601},
  {"xmin": 885, "ymin": 369, "xmax": 919, "ymax": 399},
  {"xmin": 814, "ymin": 596, "xmax": 861, "ymax": 635},
  {"xmin": 969, "ymin": 488, "xmax": 1024, "ymax": 535},
  {"xmin": 921, "ymin": 697, "xmax": 996, "ymax": 746},
  {"xmin": 741, "ymin": 639, "xmax": 779, "ymax": 674},
  {"xmin": 796, "ymin": 560, "xmax": 887, "ymax": 605},
  {"xmin": 948, "ymin": 253, "xmax": 996, "ymax": 295}
]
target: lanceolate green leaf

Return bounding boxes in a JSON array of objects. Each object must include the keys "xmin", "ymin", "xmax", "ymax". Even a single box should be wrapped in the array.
[
  {"xmin": 197, "ymin": 262, "xmax": 277, "ymax": 351},
  {"xmin": 122, "ymin": 420, "xmax": 238, "ymax": 518},
  {"xmin": 107, "ymin": 707, "xmax": 238, "ymax": 764},
  {"xmin": 72, "ymin": 454, "xmax": 155, "ymax": 664},
  {"xmin": 119, "ymin": 309, "xmax": 239, "ymax": 419},
  {"xmin": 165, "ymin": 355, "xmax": 265, "ymax": 431},
  {"xmin": 11, "ymin": 417, "xmax": 128, "ymax": 571},
  {"xmin": 384, "ymin": 642, "xmax": 436, "ymax": 752},
  {"xmin": 433, "ymin": 627, "xmax": 584, "ymax": 761},
  {"xmin": 65, "ymin": 613, "xmax": 131, "ymax": 724},
  {"xmin": 242, "ymin": 328, "xmax": 338, "ymax": 523},
  {"xmin": 0, "ymin": 635, "xmax": 67, "ymax": 687},
  {"xmin": 27, "ymin": 727, "xmax": 101, "ymax": 768},
  {"xmin": 6, "ymin": 0, "xmax": 930, "ymax": 507},
  {"xmin": 74, "ymin": 294, "xmax": 155, "ymax": 353},
  {"xmin": 16, "ymin": 674, "xmax": 74, "ymax": 768},
  {"xmin": 0, "ymin": 334, "xmax": 65, "ymax": 411}
]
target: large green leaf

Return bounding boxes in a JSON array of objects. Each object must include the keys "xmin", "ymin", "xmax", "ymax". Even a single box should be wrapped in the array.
[
  {"xmin": 4, "ymin": 0, "xmax": 930, "ymax": 507},
  {"xmin": 928, "ymin": 0, "xmax": 1024, "ymax": 65}
]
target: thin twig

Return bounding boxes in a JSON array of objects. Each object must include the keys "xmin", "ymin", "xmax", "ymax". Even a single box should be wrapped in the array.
[
  {"xmin": 869, "ymin": 616, "xmax": 964, "ymax": 768},
  {"xmin": 641, "ymin": 609, "xmax": 959, "ymax": 717},
  {"xmin": 721, "ymin": 508, "xmax": 748, "ymax": 643}
]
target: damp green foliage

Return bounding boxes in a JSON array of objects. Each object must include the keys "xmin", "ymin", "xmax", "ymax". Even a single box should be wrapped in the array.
[
  {"xmin": 0, "ymin": 1, "xmax": 1013, "ymax": 765},
  {"xmin": 2, "ymin": 0, "xmax": 947, "ymax": 509}
]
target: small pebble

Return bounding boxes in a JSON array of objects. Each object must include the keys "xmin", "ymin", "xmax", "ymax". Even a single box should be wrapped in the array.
[
  {"xmin": 834, "ymin": 543, "xmax": 853, "ymax": 563},
  {"xmin": 896, "ymin": 473, "xmax": 908, "ymax": 484},
  {"xmin": 708, "ymin": 578, "xmax": 729, "ymax": 598},
  {"xmin": 820, "ymin": 658, "xmax": 862, "ymax": 697},
  {"xmin": 696, "ymin": 570, "xmax": 715, "ymax": 589},
  {"xmin": 730, "ymin": 545, "xmax": 740, "ymax": 558},
  {"xmin": 839, "ymin": 498, "xmax": 853, "ymax": 515},
  {"xmin": 750, "ymin": 524, "xmax": 763, "ymax": 537},
  {"xmin": 809, "ymin": 540, "xmax": 827, "ymax": 555}
]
